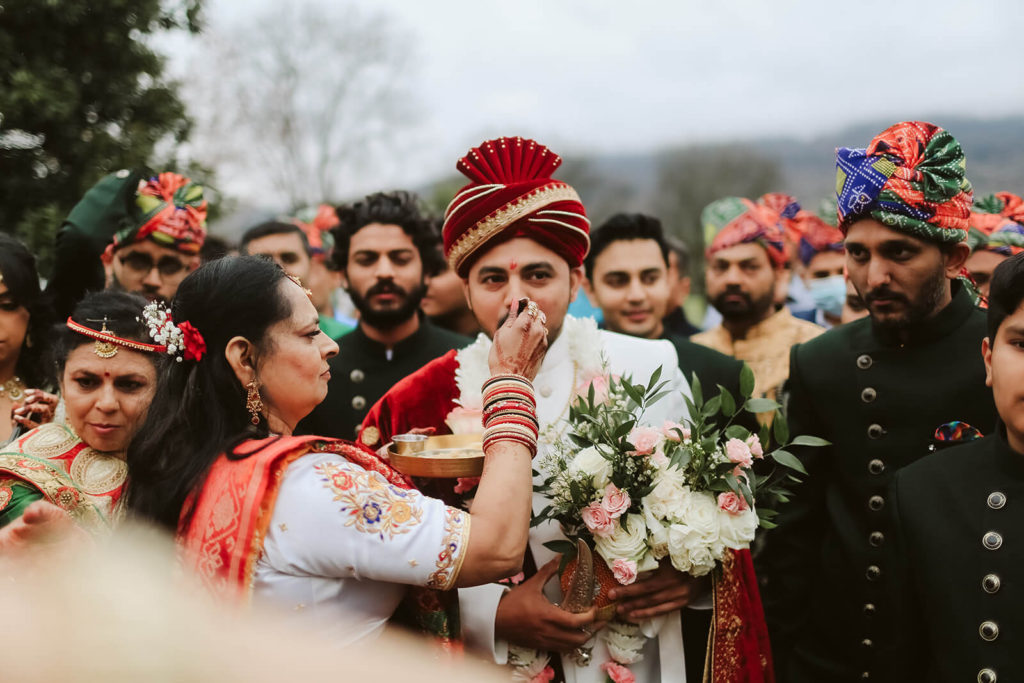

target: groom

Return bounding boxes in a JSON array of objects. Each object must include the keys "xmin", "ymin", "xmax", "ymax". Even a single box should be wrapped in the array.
[{"xmin": 361, "ymin": 137, "xmax": 773, "ymax": 682}]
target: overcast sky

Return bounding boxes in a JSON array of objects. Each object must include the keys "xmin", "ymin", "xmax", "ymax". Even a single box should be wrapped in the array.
[{"xmin": 173, "ymin": 0, "xmax": 1024, "ymax": 202}]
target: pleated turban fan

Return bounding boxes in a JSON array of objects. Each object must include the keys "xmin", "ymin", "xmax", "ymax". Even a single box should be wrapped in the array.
[
  {"xmin": 835, "ymin": 121, "xmax": 973, "ymax": 243},
  {"xmin": 442, "ymin": 137, "xmax": 591, "ymax": 277},
  {"xmin": 967, "ymin": 192, "xmax": 1024, "ymax": 256},
  {"xmin": 702, "ymin": 194, "xmax": 797, "ymax": 269}
]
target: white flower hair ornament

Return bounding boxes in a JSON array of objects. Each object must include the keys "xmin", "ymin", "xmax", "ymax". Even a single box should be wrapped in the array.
[{"xmin": 140, "ymin": 302, "xmax": 207, "ymax": 363}]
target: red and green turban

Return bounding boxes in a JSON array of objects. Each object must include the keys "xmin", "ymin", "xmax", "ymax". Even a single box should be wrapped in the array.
[
  {"xmin": 111, "ymin": 172, "xmax": 208, "ymax": 255},
  {"xmin": 835, "ymin": 121, "xmax": 973, "ymax": 243},
  {"xmin": 294, "ymin": 204, "xmax": 340, "ymax": 256},
  {"xmin": 796, "ymin": 210, "xmax": 845, "ymax": 266},
  {"xmin": 968, "ymin": 192, "xmax": 1024, "ymax": 256},
  {"xmin": 702, "ymin": 195, "xmax": 791, "ymax": 268},
  {"xmin": 441, "ymin": 137, "xmax": 590, "ymax": 277}
]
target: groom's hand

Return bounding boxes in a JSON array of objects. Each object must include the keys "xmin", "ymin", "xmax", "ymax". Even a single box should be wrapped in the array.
[{"xmin": 607, "ymin": 559, "xmax": 710, "ymax": 621}]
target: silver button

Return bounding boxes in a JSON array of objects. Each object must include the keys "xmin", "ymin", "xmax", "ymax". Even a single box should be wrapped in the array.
[
  {"xmin": 861, "ymin": 673, "xmax": 870, "ymax": 680},
  {"xmin": 351, "ymin": 395, "xmax": 366, "ymax": 410},
  {"xmin": 868, "ymin": 495, "xmax": 885, "ymax": 512},
  {"xmin": 863, "ymin": 603, "xmax": 876, "ymax": 617},
  {"xmin": 866, "ymin": 565, "xmax": 881, "ymax": 581},
  {"xmin": 869, "ymin": 531, "xmax": 885, "ymax": 547},
  {"xmin": 350, "ymin": 369, "xmax": 365, "ymax": 383},
  {"xmin": 868, "ymin": 459, "xmax": 885, "ymax": 475},
  {"xmin": 353, "ymin": 424, "xmax": 361, "ymax": 437},
  {"xmin": 979, "ymin": 668, "xmax": 997, "ymax": 683},
  {"xmin": 861, "ymin": 387, "xmax": 877, "ymax": 403},
  {"xmin": 982, "ymin": 574, "xmax": 1001, "ymax": 594},
  {"xmin": 857, "ymin": 354, "xmax": 873, "ymax": 369},
  {"xmin": 983, "ymin": 532, "xmax": 1003, "ymax": 550},
  {"xmin": 861, "ymin": 638, "xmax": 873, "ymax": 649},
  {"xmin": 867, "ymin": 423, "xmax": 885, "ymax": 439},
  {"xmin": 979, "ymin": 621, "xmax": 999, "ymax": 641},
  {"xmin": 539, "ymin": 385, "xmax": 552, "ymax": 398},
  {"xmin": 987, "ymin": 492, "xmax": 1006, "ymax": 510}
]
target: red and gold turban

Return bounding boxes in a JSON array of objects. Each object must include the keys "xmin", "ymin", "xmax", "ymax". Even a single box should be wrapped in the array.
[
  {"xmin": 795, "ymin": 210, "xmax": 846, "ymax": 266},
  {"xmin": 442, "ymin": 137, "xmax": 590, "ymax": 277},
  {"xmin": 968, "ymin": 192, "xmax": 1024, "ymax": 256},
  {"xmin": 112, "ymin": 172, "xmax": 208, "ymax": 255},
  {"xmin": 702, "ymin": 194, "xmax": 793, "ymax": 269}
]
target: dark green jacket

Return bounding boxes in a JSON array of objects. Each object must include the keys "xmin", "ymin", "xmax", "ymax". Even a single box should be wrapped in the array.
[
  {"xmin": 762, "ymin": 285, "xmax": 997, "ymax": 682},
  {"xmin": 298, "ymin": 319, "xmax": 469, "ymax": 440},
  {"xmin": 881, "ymin": 431, "xmax": 1021, "ymax": 683}
]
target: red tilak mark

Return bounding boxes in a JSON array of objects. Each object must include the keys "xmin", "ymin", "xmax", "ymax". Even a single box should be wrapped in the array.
[{"xmin": 509, "ymin": 260, "xmax": 518, "ymax": 271}]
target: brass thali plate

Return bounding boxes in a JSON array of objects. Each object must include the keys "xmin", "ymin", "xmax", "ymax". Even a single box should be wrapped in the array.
[{"xmin": 388, "ymin": 433, "xmax": 484, "ymax": 478}]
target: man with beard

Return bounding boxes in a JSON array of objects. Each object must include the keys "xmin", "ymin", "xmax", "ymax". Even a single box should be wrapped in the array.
[
  {"xmin": 762, "ymin": 121, "xmax": 998, "ymax": 682},
  {"xmin": 47, "ymin": 170, "xmax": 208, "ymax": 317},
  {"xmin": 692, "ymin": 196, "xmax": 823, "ymax": 414},
  {"xmin": 360, "ymin": 138, "xmax": 775, "ymax": 683},
  {"xmin": 297, "ymin": 191, "xmax": 469, "ymax": 439}
]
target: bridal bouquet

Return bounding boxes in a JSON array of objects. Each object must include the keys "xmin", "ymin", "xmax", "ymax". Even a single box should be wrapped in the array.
[{"xmin": 530, "ymin": 365, "xmax": 824, "ymax": 680}]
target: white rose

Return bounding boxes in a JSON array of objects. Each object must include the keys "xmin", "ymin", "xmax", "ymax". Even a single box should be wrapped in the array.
[
  {"xmin": 594, "ymin": 514, "xmax": 648, "ymax": 563},
  {"xmin": 643, "ymin": 505, "xmax": 670, "ymax": 560},
  {"xmin": 569, "ymin": 446, "xmax": 613, "ymax": 488},
  {"xmin": 602, "ymin": 621, "xmax": 646, "ymax": 664},
  {"xmin": 644, "ymin": 474, "xmax": 688, "ymax": 521},
  {"xmin": 718, "ymin": 507, "xmax": 759, "ymax": 549},
  {"xmin": 681, "ymin": 490, "xmax": 721, "ymax": 544}
]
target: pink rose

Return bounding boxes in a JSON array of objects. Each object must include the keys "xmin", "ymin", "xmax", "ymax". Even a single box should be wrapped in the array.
[
  {"xmin": 453, "ymin": 477, "xmax": 480, "ymax": 494},
  {"xmin": 601, "ymin": 661, "xmax": 636, "ymax": 683},
  {"xmin": 582, "ymin": 501, "xmax": 616, "ymax": 538},
  {"xmin": 578, "ymin": 374, "xmax": 612, "ymax": 404},
  {"xmin": 628, "ymin": 426, "xmax": 661, "ymax": 455},
  {"xmin": 746, "ymin": 434, "xmax": 764, "ymax": 459},
  {"xmin": 725, "ymin": 438, "xmax": 753, "ymax": 468},
  {"xmin": 717, "ymin": 491, "xmax": 750, "ymax": 515},
  {"xmin": 612, "ymin": 558, "xmax": 638, "ymax": 585},
  {"xmin": 601, "ymin": 484, "xmax": 631, "ymax": 519},
  {"xmin": 529, "ymin": 667, "xmax": 555, "ymax": 683},
  {"xmin": 662, "ymin": 420, "xmax": 690, "ymax": 442}
]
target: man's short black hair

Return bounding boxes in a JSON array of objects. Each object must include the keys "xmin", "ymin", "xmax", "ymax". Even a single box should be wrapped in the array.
[
  {"xmin": 987, "ymin": 252, "xmax": 1024, "ymax": 340},
  {"xmin": 239, "ymin": 221, "xmax": 311, "ymax": 256},
  {"xmin": 664, "ymin": 234, "xmax": 690, "ymax": 278},
  {"xmin": 585, "ymin": 213, "xmax": 670, "ymax": 280},
  {"xmin": 332, "ymin": 191, "xmax": 443, "ymax": 276}
]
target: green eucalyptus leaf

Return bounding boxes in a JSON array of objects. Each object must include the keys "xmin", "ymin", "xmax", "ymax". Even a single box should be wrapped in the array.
[
  {"xmin": 791, "ymin": 435, "xmax": 831, "ymax": 447},
  {"xmin": 772, "ymin": 449, "xmax": 808, "ymax": 475},
  {"xmin": 724, "ymin": 425, "xmax": 750, "ymax": 440},
  {"xmin": 745, "ymin": 398, "xmax": 781, "ymax": 413},
  {"xmin": 718, "ymin": 385, "xmax": 736, "ymax": 417},
  {"xmin": 773, "ymin": 413, "xmax": 789, "ymax": 445},
  {"xmin": 739, "ymin": 363, "xmax": 755, "ymax": 398},
  {"xmin": 544, "ymin": 540, "xmax": 577, "ymax": 555},
  {"xmin": 646, "ymin": 366, "xmax": 663, "ymax": 393},
  {"xmin": 702, "ymin": 395, "xmax": 722, "ymax": 417},
  {"xmin": 690, "ymin": 372, "xmax": 703, "ymax": 406}
]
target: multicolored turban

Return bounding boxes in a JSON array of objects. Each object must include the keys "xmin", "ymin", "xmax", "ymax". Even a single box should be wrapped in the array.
[
  {"xmin": 795, "ymin": 210, "xmax": 846, "ymax": 266},
  {"xmin": 294, "ymin": 204, "xmax": 340, "ymax": 256},
  {"xmin": 757, "ymin": 192, "xmax": 802, "ymax": 244},
  {"xmin": 702, "ymin": 195, "xmax": 790, "ymax": 268},
  {"xmin": 111, "ymin": 172, "xmax": 208, "ymax": 255},
  {"xmin": 835, "ymin": 121, "xmax": 973, "ymax": 243},
  {"xmin": 442, "ymin": 137, "xmax": 590, "ymax": 277},
  {"xmin": 968, "ymin": 192, "xmax": 1024, "ymax": 256}
]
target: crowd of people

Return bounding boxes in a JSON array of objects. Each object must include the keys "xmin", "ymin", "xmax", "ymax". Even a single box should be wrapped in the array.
[{"xmin": 1, "ymin": 120, "xmax": 1023, "ymax": 683}]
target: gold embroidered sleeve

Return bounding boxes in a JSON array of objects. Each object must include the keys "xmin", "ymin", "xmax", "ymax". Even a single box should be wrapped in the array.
[{"xmin": 427, "ymin": 507, "xmax": 471, "ymax": 591}]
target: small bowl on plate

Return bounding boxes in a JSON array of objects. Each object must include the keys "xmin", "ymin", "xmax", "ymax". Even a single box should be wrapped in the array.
[{"xmin": 388, "ymin": 433, "xmax": 484, "ymax": 478}]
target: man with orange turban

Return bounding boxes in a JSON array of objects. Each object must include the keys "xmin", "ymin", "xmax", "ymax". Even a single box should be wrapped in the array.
[
  {"xmin": 763, "ymin": 121, "xmax": 997, "ymax": 682},
  {"xmin": 361, "ymin": 137, "xmax": 774, "ymax": 682},
  {"xmin": 965, "ymin": 192, "xmax": 1024, "ymax": 298},
  {"xmin": 47, "ymin": 170, "xmax": 208, "ymax": 315},
  {"xmin": 692, "ymin": 194, "xmax": 823, "ymax": 412}
]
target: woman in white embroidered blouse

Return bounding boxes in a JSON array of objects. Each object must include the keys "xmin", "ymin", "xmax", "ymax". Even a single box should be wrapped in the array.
[{"xmin": 126, "ymin": 256, "xmax": 548, "ymax": 644}]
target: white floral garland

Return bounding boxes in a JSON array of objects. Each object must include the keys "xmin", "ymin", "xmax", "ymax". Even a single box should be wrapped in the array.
[{"xmin": 453, "ymin": 317, "xmax": 646, "ymax": 680}]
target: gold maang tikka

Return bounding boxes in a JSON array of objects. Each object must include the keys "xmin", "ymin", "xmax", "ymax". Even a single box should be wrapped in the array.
[{"xmin": 90, "ymin": 318, "xmax": 119, "ymax": 358}]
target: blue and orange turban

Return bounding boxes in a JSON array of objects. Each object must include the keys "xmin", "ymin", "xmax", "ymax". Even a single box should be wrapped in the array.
[
  {"xmin": 836, "ymin": 121, "xmax": 973, "ymax": 243},
  {"xmin": 796, "ymin": 210, "xmax": 845, "ymax": 266},
  {"xmin": 442, "ymin": 137, "xmax": 590, "ymax": 277},
  {"xmin": 968, "ymin": 192, "xmax": 1024, "ymax": 256},
  {"xmin": 702, "ymin": 194, "xmax": 793, "ymax": 268}
]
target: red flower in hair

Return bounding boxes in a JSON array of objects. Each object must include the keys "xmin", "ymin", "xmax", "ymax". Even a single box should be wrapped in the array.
[{"xmin": 178, "ymin": 321, "xmax": 206, "ymax": 362}]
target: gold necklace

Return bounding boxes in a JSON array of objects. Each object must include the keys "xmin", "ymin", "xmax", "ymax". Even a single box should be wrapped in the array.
[{"xmin": 0, "ymin": 376, "xmax": 26, "ymax": 402}]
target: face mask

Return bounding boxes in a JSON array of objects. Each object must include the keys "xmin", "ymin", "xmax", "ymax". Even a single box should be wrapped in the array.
[{"xmin": 807, "ymin": 275, "xmax": 847, "ymax": 317}]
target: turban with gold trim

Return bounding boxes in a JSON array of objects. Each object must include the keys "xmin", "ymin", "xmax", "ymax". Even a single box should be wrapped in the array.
[
  {"xmin": 835, "ymin": 121, "xmax": 973, "ymax": 243},
  {"xmin": 442, "ymin": 137, "xmax": 590, "ymax": 277},
  {"xmin": 111, "ymin": 172, "xmax": 208, "ymax": 255},
  {"xmin": 702, "ymin": 195, "xmax": 791, "ymax": 269},
  {"xmin": 968, "ymin": 192, "xmax": 1024, "ymax": 256}
]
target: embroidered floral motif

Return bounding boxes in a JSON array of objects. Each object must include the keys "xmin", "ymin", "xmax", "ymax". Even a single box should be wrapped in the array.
[
  {"xmin": 427, "ymin": 506, "xmax": 470, "ymax": 591},
  {"xmin": 316, "ymin": 460, "xmax": 425, "ymax": 540},
  {"xmin": 0, "ymin": 483, "xmax": 13, "ymax": 511}
]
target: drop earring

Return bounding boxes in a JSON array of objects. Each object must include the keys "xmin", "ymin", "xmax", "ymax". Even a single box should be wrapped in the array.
[{"xmin": 246, "ymin": 379, "xmax": 264, "ymax": 425}]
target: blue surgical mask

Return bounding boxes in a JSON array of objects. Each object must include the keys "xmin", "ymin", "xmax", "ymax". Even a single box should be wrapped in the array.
[{"xmin": 807, "ymin": 275, "xmax": 846, "ymax": 317}]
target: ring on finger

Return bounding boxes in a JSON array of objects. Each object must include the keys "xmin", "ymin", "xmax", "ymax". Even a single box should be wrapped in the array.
[{"xmin": 526, "ymin": 302, "xmax": 540, "ymax": 318}]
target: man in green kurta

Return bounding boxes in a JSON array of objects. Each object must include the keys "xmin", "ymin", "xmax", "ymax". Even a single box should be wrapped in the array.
[{"xmin": 761, "ymin": 121, "xmax": 998, "ymax": 682}]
